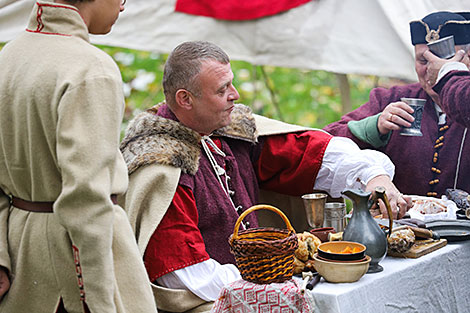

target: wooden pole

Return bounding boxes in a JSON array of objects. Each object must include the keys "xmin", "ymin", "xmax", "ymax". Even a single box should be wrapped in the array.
[{"xmin": 335, "ymin": 73, "xmax": 351, "ymax": 115}]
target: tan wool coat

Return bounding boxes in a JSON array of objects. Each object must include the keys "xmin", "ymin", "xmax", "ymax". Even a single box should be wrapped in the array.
[
  {"xmin": 0, "ymin": 2, "xmax": 157, "ymax": 312},
  {"xmin": 120, "ymin": 103, "xmax": 313, "ymax": 313}
]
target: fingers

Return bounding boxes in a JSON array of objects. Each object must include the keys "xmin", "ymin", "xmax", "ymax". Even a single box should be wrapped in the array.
[
  {"xmin": 397, "ymin": 197, "xmax": 408, "ymax": 219},
  {"xmin": 423, "ymin": 49, "xmax": 440, "ymax": 62},
  {"xmin": 424, "ymin": 49, "xmax": 466, "ymax": 86},
  {"xmin": 378, "ymin": 199, "xmax": 398, "ymax": 219},
  {"xmin": 388, "ymin": 193, "xmax": 410, "ymax": 219},
  {"xmin": 0, "ymin": 269, "xmax": 10, "ymax": 299},
  {"xmin": 378, "ymin": 102, "xmax": 414, "ymax": 134},
  {"xmin": 451, "ymin": 49, "xmax": 466, "ymax": 62},
  {"xmin": 376, "ymin": 190, "xmax": 408, "ymax": 220}
]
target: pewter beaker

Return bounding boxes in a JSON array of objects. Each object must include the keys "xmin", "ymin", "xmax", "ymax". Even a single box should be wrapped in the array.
[
  {"xmin": 400, "ymin": 98, "xmax": 426, "ymax": 136},
  {"xmin": 323, "ymin": 202, "xmax": 347, "ymax": 232},
  {"xmin": 427, "ymin": 35, "xmax": 455, "ymax": 59}
]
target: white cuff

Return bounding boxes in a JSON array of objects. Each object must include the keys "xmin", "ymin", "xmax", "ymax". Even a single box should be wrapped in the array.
[{"xmin": 436, "ymin": 62, "xmax": 468, "ymax": 83}]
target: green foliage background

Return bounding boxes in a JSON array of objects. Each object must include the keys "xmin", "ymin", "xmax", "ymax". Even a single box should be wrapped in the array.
[
  {"xmin": 1, "ymin": 43, "xmax": 406, "ymax": 134},
  {"xmin": 98, "ymin": 46, "xmax": 386, "ymax": 133}
]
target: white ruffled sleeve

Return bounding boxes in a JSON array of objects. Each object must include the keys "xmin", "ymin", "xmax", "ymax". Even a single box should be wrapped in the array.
[
  {"xmin": 314, "ymin": 137, "xmax": 395, "ymax": 197},
  {"xmin": 156, "ymin": 258, "xmax": 241, "ymax": 301}
]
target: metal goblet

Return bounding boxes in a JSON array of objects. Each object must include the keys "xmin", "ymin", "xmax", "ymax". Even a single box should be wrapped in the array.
[{"xmin": 302, "ymin": 193, "xmax": 328, "ymax": 229}]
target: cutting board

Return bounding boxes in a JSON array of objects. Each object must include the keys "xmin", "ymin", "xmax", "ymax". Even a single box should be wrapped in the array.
[{"xmin": 387, "ymin": 238, "xmax": 447, "ymax": 258}]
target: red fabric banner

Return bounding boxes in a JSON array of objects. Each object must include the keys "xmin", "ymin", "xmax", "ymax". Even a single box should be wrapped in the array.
[{"xmin": 175, "ymin": 0, "xmax": 311, "ymax": 21}]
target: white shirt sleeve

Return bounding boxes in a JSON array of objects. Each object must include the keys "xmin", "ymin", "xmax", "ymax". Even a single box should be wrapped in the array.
[
  {"xmin": 436, "ymin": 62, "xmax": 468, "ymax": 83},
  {"xmin": 314, "ymin": 136, "xmax": 395, "ymax": 197},
  {"xmin": 155, "ymin": 258, "xmax": 241, "ymax": 301}
]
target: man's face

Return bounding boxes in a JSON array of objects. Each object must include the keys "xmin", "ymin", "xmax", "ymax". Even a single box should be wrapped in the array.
[
  {"xmin": 415, "ymin": 44, "xmax": 438, "ymax": 101},
  {"xmin": 189, "ymin": 59, "xmax": 240, "ymax": 135},
  {"xmin": 415, "ymin": 43, "xmax": 470, "ymax": 102}
]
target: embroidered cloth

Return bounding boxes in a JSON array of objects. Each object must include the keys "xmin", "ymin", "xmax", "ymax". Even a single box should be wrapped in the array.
[{"xmin": 211, "ymin": 279, "xmax": 315, "ymax": 312}]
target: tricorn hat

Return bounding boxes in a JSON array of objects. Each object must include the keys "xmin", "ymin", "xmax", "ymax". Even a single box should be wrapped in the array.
[{"xmin": 410, "ymin": 11, "xmax": 470, "ymax": 45}]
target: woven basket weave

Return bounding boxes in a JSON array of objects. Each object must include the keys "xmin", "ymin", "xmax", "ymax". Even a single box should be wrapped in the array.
[{"xmin": 229, "ymin": 204, "xmax": 298, "ymax": 284}]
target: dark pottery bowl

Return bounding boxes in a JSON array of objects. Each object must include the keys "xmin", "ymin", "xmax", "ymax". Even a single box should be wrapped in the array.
[
  {"xmin": 317, "ymin": 241, "xmax": 366, "ymax": 261},
  {"xmin": 310, "ymin": 227, "xmax": 336, "ymax": 242}
]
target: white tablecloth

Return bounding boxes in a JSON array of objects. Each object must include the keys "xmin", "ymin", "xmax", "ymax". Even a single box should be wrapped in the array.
[{"xmin": 311, "ymin": 241, "xmax": 470, "ymax": 313}]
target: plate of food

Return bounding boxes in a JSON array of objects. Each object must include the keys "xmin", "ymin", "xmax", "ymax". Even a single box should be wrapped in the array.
[{"xmin": 407, "ymin": 195, "xmax": 457, "ymax": 222}]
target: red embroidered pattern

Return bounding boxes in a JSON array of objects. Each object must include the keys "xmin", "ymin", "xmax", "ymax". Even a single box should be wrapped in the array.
[
  {"xmin": 212, "ymin": 279, "xmax": 315, "ymax": 312},
  {"xmin": 26, "ymin": 2, "xmax": 80, "ymax": 36},
  {"xmin": 37, "ymin": 2, "xmax": 80, "ymax": 13},
  {"xmin": 72, "ymin": 245, "xmax": 86, "ymax": 302},
  {"xmin": 36, "ymin": 5, "xmax": 44, "ymax": 32}
]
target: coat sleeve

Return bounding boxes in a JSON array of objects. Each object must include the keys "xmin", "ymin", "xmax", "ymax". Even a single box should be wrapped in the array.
[
  {"xmin": 323, "ymin": 86, "xmax": 410, "ymax": 148},
  {"xmin": 434, "ymin": 70, "xmax": 470, "ymax": 128},
  {"xmin": 0, "ymin": 188, "xmax": 10, "ymax": 273},
  {"xmin": 54, "ymin": 74, "xmax": 125, "ymax": 312}
]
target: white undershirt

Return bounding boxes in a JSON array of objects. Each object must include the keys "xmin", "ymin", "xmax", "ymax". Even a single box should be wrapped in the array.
[
  {"xmin": 156, "ymin": 136, "xmax": 395, "ymax": 301},
  {"xmin": 436, "ymin": 61, "xmax": 468, "ymax": 83}
]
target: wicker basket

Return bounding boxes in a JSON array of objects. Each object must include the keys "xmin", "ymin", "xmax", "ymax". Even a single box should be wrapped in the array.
[{"xmin": 229, "ymin": 204, "xmax": 298, "ymax": 284}]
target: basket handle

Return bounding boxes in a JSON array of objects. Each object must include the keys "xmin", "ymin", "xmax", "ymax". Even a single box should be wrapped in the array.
[{"xmin": 232, "ymin": 204, "xmax": 296, "ymax": 240}]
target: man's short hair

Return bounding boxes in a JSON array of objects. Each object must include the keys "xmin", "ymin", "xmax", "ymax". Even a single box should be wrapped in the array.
[
  {"xmin": 410, "ymin": 11, "xmax": 470, "ymax": 45},
  {"xmin": 163, "ymin": 41, "xmax": 230, "ymax": 105}
]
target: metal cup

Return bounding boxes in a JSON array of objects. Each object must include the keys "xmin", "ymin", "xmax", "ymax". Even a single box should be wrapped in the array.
[
  {"xmin": 427, "ymin": 35, "xmax": 456, "ymax": 59},
  {"xmin": 302, "ymin": 193, "xmax": 328, "ymax": 229},
  {"xmin": 400, "ymin": 98, "xmax": 426, "ymax": 136},
  {"xmin": 323, "ymin": 202, "xmax": 347, "ymax": 232}
]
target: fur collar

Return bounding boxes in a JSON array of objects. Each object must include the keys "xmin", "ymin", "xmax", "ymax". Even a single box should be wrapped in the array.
[{"xmin": 120, "ymin": 102, "xmax": 258, "ymax": 175}]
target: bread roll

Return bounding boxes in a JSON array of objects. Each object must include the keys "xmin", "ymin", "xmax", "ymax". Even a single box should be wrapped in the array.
[
  {"xmin": 301, "ymin": 232, "xmax": 322, "ymax": 259},
  {"xmin": 293, "ymin": 256, "xmax": 306, "ymax": 274},
  {"xmin": 295, "ymin": 233, "xmax": 309, "ymax": 261}
]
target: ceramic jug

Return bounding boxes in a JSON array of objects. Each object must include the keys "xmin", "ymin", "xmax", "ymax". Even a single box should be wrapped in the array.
[{"xmin": 342, "ymin": 188, "xmax": 393, "ymax": 273}]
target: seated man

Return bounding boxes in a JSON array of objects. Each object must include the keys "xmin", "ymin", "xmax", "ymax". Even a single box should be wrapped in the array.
[
  {"xmin": 324, "ymin": 11, "xmax": 470, "ymax": 198},
  {"xmin": 424, "ymin": 48, "xmax": 470, "ymax": 128},
  {"xmin": 119, "ymin": 41, "xmax": 408, "ymax": 313}
]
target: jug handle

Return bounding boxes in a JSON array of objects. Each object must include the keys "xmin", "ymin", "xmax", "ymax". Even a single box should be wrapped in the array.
[{"xmin": 374, "ymin": 187, "xmax": 394, "ymax": 237}]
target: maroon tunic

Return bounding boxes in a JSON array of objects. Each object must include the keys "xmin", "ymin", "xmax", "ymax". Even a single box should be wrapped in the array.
[
  {"xmin": 324, "ymin": 83, "xmax": 470, "ymax": 197},
  {"xmin": 434, "ymin": 70, "xmax": 470, "ymax": 127}
]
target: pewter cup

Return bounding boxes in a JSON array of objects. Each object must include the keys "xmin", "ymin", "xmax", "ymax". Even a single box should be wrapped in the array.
[
  {"xmin": 302, "ymin": 193, "xmax": 328, "ymax": 229},
  {"xmin": 427, "ymin": 35, "xmax": 455, "ymax": 59},
  {"xmin": 400, "ymin": 98, "xmax": 426, "ymax": 136},
  {"xmin": 323, "ymin": 202, "xmax": 347, "ymax": 232}
]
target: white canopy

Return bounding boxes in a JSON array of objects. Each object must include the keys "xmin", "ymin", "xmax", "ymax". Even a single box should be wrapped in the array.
[{"xmin": 2, "ymin": 0, "xmax": 470, "ymax": 81}]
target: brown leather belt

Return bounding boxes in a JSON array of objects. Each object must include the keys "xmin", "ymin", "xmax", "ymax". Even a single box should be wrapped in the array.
[{"xmin": 11, "ymin": 195, "xmax": 118, "ymax": 213}]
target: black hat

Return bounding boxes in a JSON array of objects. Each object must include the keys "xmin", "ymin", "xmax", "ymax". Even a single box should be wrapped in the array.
[{"xmin": 410, "ymin": 11, "xmax": 470, "ymax": 45}]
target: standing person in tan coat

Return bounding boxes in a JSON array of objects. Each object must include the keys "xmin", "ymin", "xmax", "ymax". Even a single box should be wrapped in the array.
[{"xmin": 0, "ymin": 1, "xmax": 158, "ymax": 312}]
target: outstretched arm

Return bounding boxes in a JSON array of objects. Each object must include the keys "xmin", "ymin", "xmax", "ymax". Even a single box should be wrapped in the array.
[{"xmin": 315, "ymin": 137, "xmax": 409, "ymax": 219}]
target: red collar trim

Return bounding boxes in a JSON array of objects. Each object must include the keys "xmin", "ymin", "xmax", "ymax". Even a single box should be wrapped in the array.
[
  {"xmin": 26, "ymin": 2, "xmax": 84, "ymax": 36},
  {"xmin": 36, "ymin": 2, "xmax": 80, "ymax": 14},
  {"xmin": 25, "ymin": 29, "xmax": 72, "ymax": 36}
]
